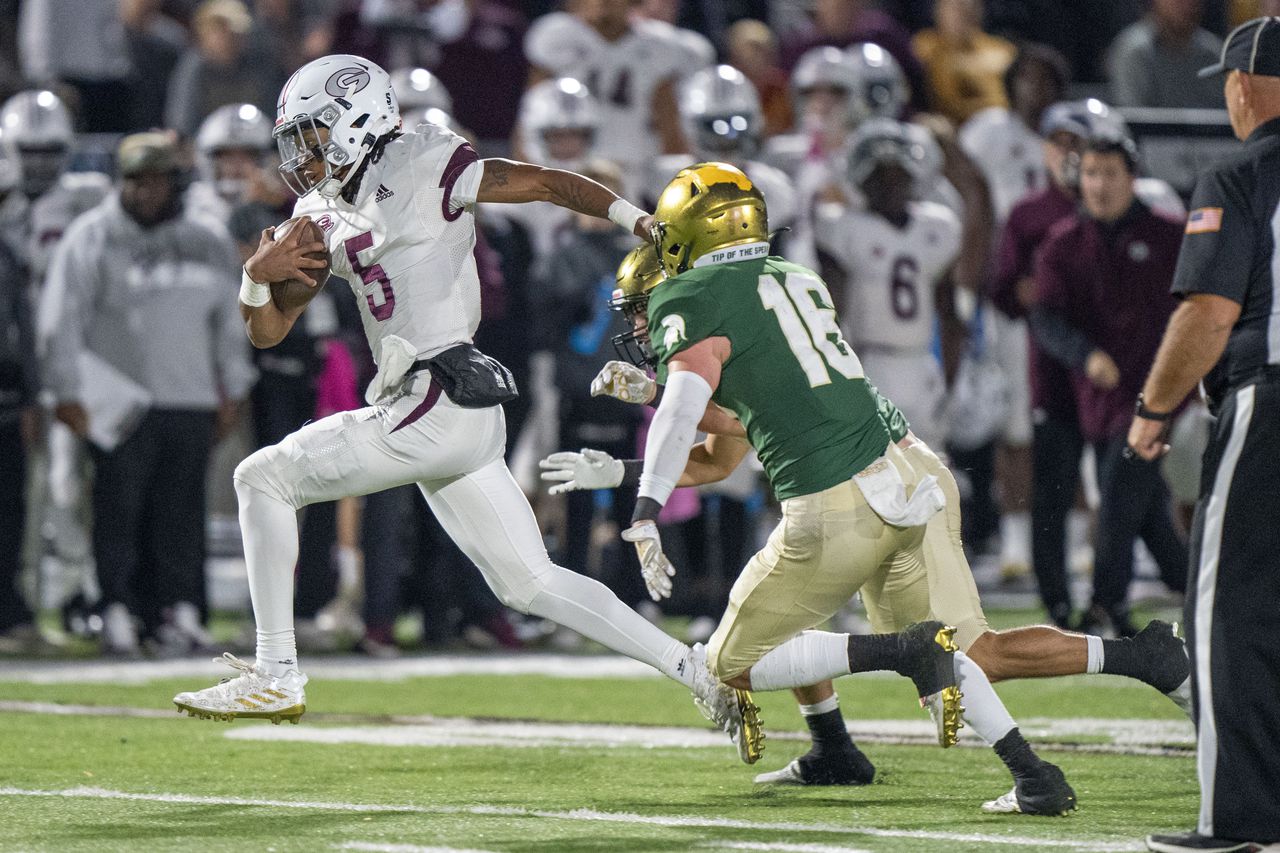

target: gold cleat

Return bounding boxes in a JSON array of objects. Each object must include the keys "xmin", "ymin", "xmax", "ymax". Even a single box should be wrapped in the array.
[
  {"xmin": 734, "ymin": 688, "xmax": 766, "ymax": 765},
  {"xmin": 921, "ymin": 624, "xmax": 964, "ymax": 748},
  {"xmin": 174, "ymin": 702, "xmax": 306, "ymax": 725}
]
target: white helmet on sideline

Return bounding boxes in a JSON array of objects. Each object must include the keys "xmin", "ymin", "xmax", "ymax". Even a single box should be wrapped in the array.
[
  {"xmin": 274, "ymin": 54, "xmax": 400, "ymax": 199},
  {"xmin": 679, "ymin": 65, "xmax": 763, "ymax": 160},
  {"xmin": 846, "ymin": 42, "xmax": 909, "ymax": 124},
  {"xmin": 389, "ymin": 67, "xmax": 453, "ymax": 115},
  {"xmin": 519, "ymin": 78, "xmax": 599, "ymax": 169},
  {"xmin": 0, "ymin": 89, "xmax": 74, "ymax": 197},
  {"xmin": 195, "ymin": 103, "xmax": 275, "ymax": 203},
  {"xmin": 846, "ymin": 117, "xmax": 928, "ymax": 188}
]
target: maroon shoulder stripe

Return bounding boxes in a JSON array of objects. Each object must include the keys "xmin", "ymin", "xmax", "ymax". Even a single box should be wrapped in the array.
[{"xmin": 440, "ymin": 142, "xmax": 480, "ymax": 222}]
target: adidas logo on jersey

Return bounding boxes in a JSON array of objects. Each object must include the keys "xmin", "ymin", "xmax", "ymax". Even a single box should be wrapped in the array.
[{"xmin": 375, "ymin": 184, "xmax": 394, "ymax": 202}]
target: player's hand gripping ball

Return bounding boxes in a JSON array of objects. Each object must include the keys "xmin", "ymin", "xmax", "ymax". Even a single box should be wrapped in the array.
[{"xmin": 265, "ymin": 217, "xmax": 331, "ymax": 313}]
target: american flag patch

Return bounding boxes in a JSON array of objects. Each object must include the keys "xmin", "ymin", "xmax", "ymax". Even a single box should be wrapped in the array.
[{"xmin": 1186, "ymin": 207, "xmax": 1223, "ymax": 234}]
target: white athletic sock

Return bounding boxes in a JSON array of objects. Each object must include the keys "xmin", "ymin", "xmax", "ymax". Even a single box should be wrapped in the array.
[
  {"xmin": 334, "ymin": 545, "xmax": 361, "ymax": 595},
  {"xmin": 235, "ymin": 478, "xmax": 300, "ymax": 677},
  {"xmin": 525, "ymin": 565, "xmax": 696, "ymax": 688},
  {"xmin": 999, "ymin": 511, "xmax": 1031, "ymax": 565},
  {"xmin": 1085, "ymin": 634, "xmax": 1104, "ymax": 674},
  {"xmin": 955, "ymin": 651, "xmax": 1017, "ymax": 745},
  {"xmin": 747, "ymin": 631, "xmax": 851, "ymax": 692},
  {"xmin": 798, "ymin": 693, "xmax": 840, "ymax": 717}
]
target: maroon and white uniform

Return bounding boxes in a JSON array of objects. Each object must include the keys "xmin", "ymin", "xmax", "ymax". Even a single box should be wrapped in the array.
[{"xmin": 817, "ymin": 200, "xmax": 962, "ymax": 447}]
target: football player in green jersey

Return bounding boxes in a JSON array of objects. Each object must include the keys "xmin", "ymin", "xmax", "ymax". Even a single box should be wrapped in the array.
[{"xmin": 544, "ymin": 172, "xmax": 1190, "ymax": 814}]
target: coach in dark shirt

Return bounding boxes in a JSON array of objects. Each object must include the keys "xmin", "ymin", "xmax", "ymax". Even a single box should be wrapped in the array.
[
  {"xmin": 1130, "ymin": 17, "xmax": 1280, "ymax": 853},
  {"xmin": 1031, "ymin": 135, "xmax": 1188, "ymax": 638}
]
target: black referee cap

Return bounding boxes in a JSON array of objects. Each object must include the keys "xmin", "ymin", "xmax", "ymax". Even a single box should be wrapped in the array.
[{"xmin": 1199, "ymin": 16, "xmax": 1280, "ymax": 78}]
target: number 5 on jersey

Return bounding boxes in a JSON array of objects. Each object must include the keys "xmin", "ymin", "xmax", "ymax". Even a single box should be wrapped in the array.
[
  {"xmin": 758, "ymin": 272, "xmax": 864, "ymax": 387},
  {"xmin": 345, "ymin": 231, "xmax": 396, "ymax": 321}
]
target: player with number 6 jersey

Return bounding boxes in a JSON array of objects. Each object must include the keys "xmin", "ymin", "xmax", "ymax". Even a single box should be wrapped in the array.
[{"xmin": 170, "ymin": 54, "xmax": 764, "ymax": 766}]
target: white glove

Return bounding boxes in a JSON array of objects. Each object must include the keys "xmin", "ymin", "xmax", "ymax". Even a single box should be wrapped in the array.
[
  {"xmin": 590, "ymin": 360, "xmax": 656, "ymax": 404},
  {"xmin": 538, "ymin": 449, "xmax": 625, "ymax": 495},
  {"xmin": 620, "ymin": 520, "xmax": 675, "ymax": 601}
]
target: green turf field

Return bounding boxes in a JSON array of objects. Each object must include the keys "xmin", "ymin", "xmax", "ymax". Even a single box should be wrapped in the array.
[{"xmin": 0, "ymin": 643, "xmax": 1197, "ymax": 853}]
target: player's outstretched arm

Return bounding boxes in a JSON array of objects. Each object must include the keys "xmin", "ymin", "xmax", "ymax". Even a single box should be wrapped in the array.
[{"xmin": 476, "ymin": 158, "xmax": 651, "ymax": 237}]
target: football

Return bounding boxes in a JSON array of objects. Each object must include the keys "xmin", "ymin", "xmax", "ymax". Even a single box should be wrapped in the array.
[{"xmin": 269, "ymin": 216, "xmax": 331, "ymax": 314}]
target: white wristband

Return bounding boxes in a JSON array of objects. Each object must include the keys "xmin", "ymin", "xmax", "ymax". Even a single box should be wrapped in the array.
[
  {"xmin": 239, "ymin": 267, "xmax": 271, "ymax": 308},
  {"xmin": 608, "ymin": 198, "xmax": 646, "ymax": 234}
]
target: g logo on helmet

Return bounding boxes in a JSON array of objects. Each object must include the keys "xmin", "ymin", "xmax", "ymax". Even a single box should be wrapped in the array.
[{"xmin": 325, "ymin": 66, "xmax": 372, "ymax": 98}]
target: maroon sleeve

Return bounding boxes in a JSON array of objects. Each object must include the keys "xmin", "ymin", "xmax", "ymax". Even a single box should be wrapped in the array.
[
  {"xmin": 1032, "ymin": 222, "xmax": 1076, "ymax": 313},
  {"xmin": 990, "ymin": 217, "xmax": 1027, "ymax": 318}
]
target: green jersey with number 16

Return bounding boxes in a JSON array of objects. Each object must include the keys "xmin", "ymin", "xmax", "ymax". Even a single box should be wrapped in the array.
[{"xmin": 649, "ymin": 252, "xmax": 891, "ymax": 501}]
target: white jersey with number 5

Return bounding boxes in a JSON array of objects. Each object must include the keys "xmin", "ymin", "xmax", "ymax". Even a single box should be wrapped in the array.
[
  {"xmin": 817, "ymin": 200, "xmax": 962, "ymax": 352},
  {"xmin": 292, "ymin": 123, "xmax": 484, "ymax": 362},
  {"xmin": 524, "ymin": 13, "xmax": 689, "ymax": 173}
]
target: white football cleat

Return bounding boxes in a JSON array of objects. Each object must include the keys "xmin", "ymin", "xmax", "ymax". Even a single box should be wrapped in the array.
[
  {"xmin": 687, "ymin": 643, "xmax": 765, "ymax": 764},
  {"xmin": 1167, "ymin": 675, "xmax": 1193, "ymax": 717},
  {"xmin": 174, "ymin": 653, "xmax": 308, "ymax": 724},
  {"xmin": 982, "ymin": 787, "xmax": 1022, "ymax": 814}
]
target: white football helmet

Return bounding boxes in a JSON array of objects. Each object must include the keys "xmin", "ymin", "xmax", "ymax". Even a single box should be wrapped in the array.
[
  {"xmin": 0, "ymin": 89, "xmax": 74, "ymax": 198},
  {"xmin": 846, "ymin": 117, "xmax": 929, "ymax": 188},
  {"xmin": 196, "ymin": 103, "xmax": 274, "ymax": 201},
  {"xmin": 791, "ymin": 46, "xmax": 863, "ymax": 132},
  {"xmin": 519, "ymin": 78, "xmax": 599, "ymax": 169},
  {"xmin": 405, "ymin": 107, "xmax": 461, "ymax": 134},
  {"xmin": 389, "ymin": 67, "xmax": 453, "ymax": 115},
  {"xmin": 846, "ymin": 42, "xmax": 909, "ymax": 125},
  {"xmin": 274, "ymin": 54, "xmax": 400, "ymax": 199},
  {"xmin": 679, "ymin": 65, "xmax": 763, "ymax": 161}
]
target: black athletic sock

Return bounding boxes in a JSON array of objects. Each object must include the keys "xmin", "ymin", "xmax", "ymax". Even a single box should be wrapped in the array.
[
  {"xmin": 993, "ymin": 728, "xmax": 1044, "ymax": 778},
  {"xmin": 798, "ymin": 706, "xmax": 875, "ymax": 785},
  {"xmin": 805, "ymin": 706, "xmax": 853, "ymax": 755},
  {"xmin": 847, "ymin": 634, "xmax": 902, "ymax": 674}
]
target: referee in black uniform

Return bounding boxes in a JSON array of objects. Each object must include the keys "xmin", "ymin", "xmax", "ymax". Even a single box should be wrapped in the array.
[{"xmin": 1129, "ymin": 17, "xmax": 1280, "ymax": 853}]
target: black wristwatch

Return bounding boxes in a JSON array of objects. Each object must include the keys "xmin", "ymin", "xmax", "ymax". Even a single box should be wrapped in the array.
[{"xmin": 1135, "ymin": 393, "xmax": 1173, "ymax": 422}]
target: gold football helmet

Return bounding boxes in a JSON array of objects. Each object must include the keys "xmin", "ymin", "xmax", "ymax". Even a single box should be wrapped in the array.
[
  {"xmin": 651, "ymin": 162, "xmax": 768, "ymax": 277},
  {"xmin": 609, "ymin": 243, "xmax": 666, "ymax": 366}
]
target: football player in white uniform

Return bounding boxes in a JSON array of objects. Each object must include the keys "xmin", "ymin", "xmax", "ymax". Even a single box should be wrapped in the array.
[
  {"xmin": 652, "ymin": 65, "xmax": 798, "ymax": 249},
  {"xmin": 188, "ymin": 103, "xmax": 277, "ymax": 236},
  {"xmin": 2, "ymin": 90, "xmax": 110, "ymax": 627},
  {"xmin": 171, "ymin": 55, "xmax": 763, "ymax": 763},
  {"xmin": 523, "ymin": 1, "xmax": 691, "ymax": 181},
  {"xmin": 817, "ymin": 119, "xmax": 962, "ymax": 449}
]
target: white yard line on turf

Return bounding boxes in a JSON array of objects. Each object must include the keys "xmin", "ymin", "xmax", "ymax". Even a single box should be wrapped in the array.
[
  {"xmin": 336, "ymin": 843, "xmax": 500, "ymax": 853},
  {"xmin": 0, "ymin": 699, "xmax": 1195, "ymax": 754},
  {"xmin": 0, "ymin": 786, "xmax": 1147, "ymax": 851},
  {"xmin": 699, "ymin": 841, "xmax": 875, "ymax": 852}
]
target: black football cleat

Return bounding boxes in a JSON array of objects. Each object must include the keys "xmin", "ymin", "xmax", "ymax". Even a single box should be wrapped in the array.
[
  {"xmin": 981, "ymin": 762, "xmax": 1077, "ymax": 816},
  {"xmin": 896, "ymin": 621, "xmax": 964, "ymax": 747},
  {"xmin": 1131, "ymin": 619, "xmax": 1192, "ymax": 694},
  {"xmin": 753, "ymin": 746, "xmax": 876, "ymax": 786}
]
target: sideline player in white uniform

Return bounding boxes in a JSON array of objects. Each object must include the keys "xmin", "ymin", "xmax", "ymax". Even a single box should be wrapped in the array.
[
  {"xmin": 524, "ymin": 1, "xmax": 691, "ymax": 184},
  {"xmin": 653, "ymin": 65, "xmax": 798, "ymax": 245},
  {"xmin": 172, "ymin": 55, "xmax": 763, "ymax": 761},
  {"xmin": 187, "ymin": 103, "xmax": 277, "ymax": 237},
  {"xmin": 2, "ymin": 90, "xmax": 110, "ymax": 620},
  {"xmin": 817, "ymin": 119, "xmax": 962, "ymax": 450}
]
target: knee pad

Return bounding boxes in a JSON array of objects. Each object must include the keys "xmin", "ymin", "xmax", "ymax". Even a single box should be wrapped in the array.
[
  {"xmin": 233, "ymin": 446, "xmax": 296, "ymax": 509},
  {"xmin": 491, "ymin": 556, "xmax": 558, "ymax": 615}
]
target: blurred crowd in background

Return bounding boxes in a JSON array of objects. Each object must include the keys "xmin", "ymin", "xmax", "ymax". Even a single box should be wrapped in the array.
[{"xmin": 0, "ymin": 0, "xmax": 1259, "ymax": 659}]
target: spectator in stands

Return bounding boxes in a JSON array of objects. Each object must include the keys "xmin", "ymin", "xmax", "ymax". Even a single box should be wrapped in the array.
[
  {"xmin": 728, "ymin": 18, "xmax": 794, "ymax": 136},
  {"xmin": 0, "ymin": 181, "xmax": 43, "ymax": 653},
  {"xmin": 245, "ymin": 0, "xmax": 335, "ymax": 75},
  {"xmin": 40, "ymin": 133, "xmax": 255, "ymax": 656},
  {"xmin": 780, "ymin": 0, "xmax": 926, "ymax": 112},
  {"xmin": 121, "ymin": 0, "xmax": 188, "ymax": 132},
  {"xmin": 1030, "ymin": 135, "xmax": 1188, "ymax": 637},
  {"xmin": 165, "ymin": 0, "xmax": 285, "ymax": 138},
  {"xmin": 913, "ymin": 0, "xmax": 1017, "ymax": 126},
  {"xmin": 434, "ymin": 0, "xmax": 531, "ymax": 151},
  {"xmin": 18, "ymin": 0, "xmax": 135, "ymax": 132},
  {"xmin": 1107, "ymin": 0, "xmax": 1225, "ymax": 108}
]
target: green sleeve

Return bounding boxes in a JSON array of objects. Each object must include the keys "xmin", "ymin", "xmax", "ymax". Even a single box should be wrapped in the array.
[
  {"xmin": 647, "ymin": 283, "xmax": 724, "ymax": 366},
  {"xmin": 867, "ymin": 380, "xmax": 910, "ymax": 442}
]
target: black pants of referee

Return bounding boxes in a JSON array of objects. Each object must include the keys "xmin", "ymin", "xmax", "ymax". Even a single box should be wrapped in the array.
[
  {"xmin": 90, "ymin": 409, "xmax": 214, "ymax": 631},
  {"xmin": 1187, "ymin": 378, "xmax": 1280, "ymax": 842}
]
